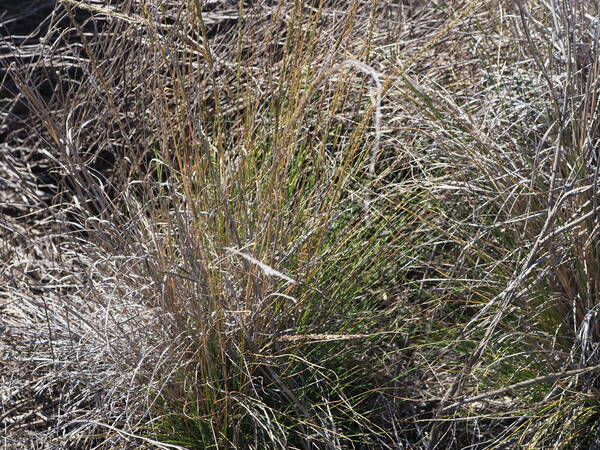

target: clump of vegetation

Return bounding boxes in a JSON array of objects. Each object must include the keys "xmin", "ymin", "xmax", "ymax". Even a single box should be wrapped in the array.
[{"xmin": 2, "ymin": 0, "xmax": 600, "ymax": 448}]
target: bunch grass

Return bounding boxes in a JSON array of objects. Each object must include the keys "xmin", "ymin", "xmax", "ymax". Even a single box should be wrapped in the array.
[{"xmin": 2, "ymin": 0, "xmax": 600, "ymax": 448}]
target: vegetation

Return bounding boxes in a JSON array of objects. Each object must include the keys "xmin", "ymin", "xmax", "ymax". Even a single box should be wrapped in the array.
[{"xmin": 2, "ymin": 0, "xmax": 600, "ymax": 448}]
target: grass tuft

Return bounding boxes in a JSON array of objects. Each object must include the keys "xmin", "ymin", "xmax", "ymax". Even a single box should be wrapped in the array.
[{"xmin": 2, "ymin": 0, "xmax": 600, "ymax": 448}]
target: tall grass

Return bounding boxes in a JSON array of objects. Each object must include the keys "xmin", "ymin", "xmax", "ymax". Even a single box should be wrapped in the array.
[{"xmin": 3, "ymin": 0, "xmax": 600, "ymax": 448}]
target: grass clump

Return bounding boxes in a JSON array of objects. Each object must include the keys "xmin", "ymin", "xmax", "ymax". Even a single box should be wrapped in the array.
[{"xmin": 2, "ymin": 0, "xmax": 600, "ymax": 448}]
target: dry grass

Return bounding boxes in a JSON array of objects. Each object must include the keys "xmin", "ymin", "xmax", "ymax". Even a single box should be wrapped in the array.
[{"xmin": 2, "ymin": 0, "xmax": 600, "ymax": 448}]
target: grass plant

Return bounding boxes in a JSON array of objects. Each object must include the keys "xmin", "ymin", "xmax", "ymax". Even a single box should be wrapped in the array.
[{"xmin": 2, "ymin": 0, "xmax": 600, "ymax": 448}]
